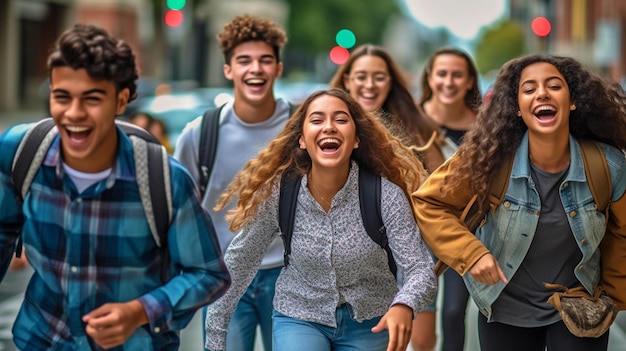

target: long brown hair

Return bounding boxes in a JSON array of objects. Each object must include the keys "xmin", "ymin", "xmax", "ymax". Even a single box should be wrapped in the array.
[
  {"xmin": 215, "ymin": 88, "xmax": 429, "ymax": 231},
  {"xmin": 329, "ymin": 44, "xmax": 444, "ymax": 171}
]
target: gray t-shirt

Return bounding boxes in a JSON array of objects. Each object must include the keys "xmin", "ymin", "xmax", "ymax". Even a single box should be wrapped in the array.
[
  {"xmin": 491, "ymin": 162, "xmax": 581, "ymax": 327},
  {"xmin": 174, "ymin": 99, "xmax": 291, "ymax": 269}
]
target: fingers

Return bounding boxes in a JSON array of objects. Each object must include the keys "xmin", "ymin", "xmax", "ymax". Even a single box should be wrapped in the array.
[{"xmin": 469, "ymin": 254, "xmax": 507, "ymax": 285}]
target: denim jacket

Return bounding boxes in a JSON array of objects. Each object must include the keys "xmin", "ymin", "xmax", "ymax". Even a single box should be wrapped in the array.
[{"xmin": 414, "ymin": 132, "xmax": 626, "ymax": 319}]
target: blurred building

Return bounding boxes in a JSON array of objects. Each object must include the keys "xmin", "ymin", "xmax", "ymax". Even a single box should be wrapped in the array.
[
  {"xmin": 0, "ymin": 0, "xmax": 289, "ymax": 112},
  {"xmin": 511, "ymin": 0, "xmax": 626, "ymax": 83}
]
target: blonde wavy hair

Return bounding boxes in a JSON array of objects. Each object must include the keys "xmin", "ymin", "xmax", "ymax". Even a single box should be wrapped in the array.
[{"xmin": 215, "ymin": 88, "xmax": 429, "ymax": 231}]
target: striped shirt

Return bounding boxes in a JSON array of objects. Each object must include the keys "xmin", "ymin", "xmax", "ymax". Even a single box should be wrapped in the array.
[{"xmin": 0, "ymin": 122, "xmax": 230, "ymax": 351}]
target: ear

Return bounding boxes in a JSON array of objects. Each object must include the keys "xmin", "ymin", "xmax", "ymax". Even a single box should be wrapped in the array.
[
  {"xmin": 116, "ymin": 88, "xmax": 130, "ymax": 116},
  {"xmin": 570, "ymin": 103, "xmax": 576, "ymax": 111},
  {"xmin": 353, "ymin": 137, "xmax": 360, "ymax": 149},
  {"xmin": 223, "ymin": 64, "xmax": 233, "ymax": 81},
  {"xmin": 516, "ymin": 110, "xmax": 522, "ymax": 117},
  {"xmin": 298, "ymin": 136, "xmax": 306, "ymax": 149},
  {"xmin": 276, "ymin": 61, "xmax": 284, "ymax": 78}
]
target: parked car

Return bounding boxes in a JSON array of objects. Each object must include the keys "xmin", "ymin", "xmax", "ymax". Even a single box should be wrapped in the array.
[{"xmin": 124, "ymin": 89, "xmax": 233, "ymax": 146}]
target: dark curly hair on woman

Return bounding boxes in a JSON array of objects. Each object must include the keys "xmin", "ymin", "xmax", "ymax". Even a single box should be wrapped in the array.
[
  {"xmin": 47, "ymin": 23, "xmax": 139, "ymax": 103},
  {"xmin": 217, "ymin": 14, "xmax": 287, "ymax": 63},
  {"xmin": 444, "ymin": 54, "xmax": 626, "ymax": 203}
]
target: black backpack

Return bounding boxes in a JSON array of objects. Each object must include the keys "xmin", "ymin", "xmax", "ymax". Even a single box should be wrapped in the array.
[
  {"xmin": 278, "ymin": 167, "xmax": 397, "ymax": 278},
  {"xmin": 197, "ymin": 103, "xmax": 297, "ymax": 197},
  {"xmin": 11, "ymin": 118, "xmax": 172, "ymax": 282}
]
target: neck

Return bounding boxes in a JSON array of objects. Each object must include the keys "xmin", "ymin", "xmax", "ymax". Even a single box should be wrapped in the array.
[
  {"xmin": 528, "ymin": 135, "xmax": 570, "ymax": 172},
  {"xmin": 233, "ymin": 97, "xmax": 276, "ymax": 123},
  {"xmin": 307, "ymin": 166, "xmax": 350, "ymax": 211},
  {"xmin": 424, "ymin": 100, "xmax": 474, "ymax": 130}
]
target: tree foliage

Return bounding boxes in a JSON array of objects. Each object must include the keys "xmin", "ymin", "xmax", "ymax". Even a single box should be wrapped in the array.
[
  {"xmin": 475, "ymin": 20, "xmax": 525, "ymax": 75},
  {"xmin": 283, "ymin": 0, "xmax": 401, "ymax": 53}
]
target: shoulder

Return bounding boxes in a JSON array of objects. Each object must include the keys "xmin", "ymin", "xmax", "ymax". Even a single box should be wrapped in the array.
[
  {"xmin": 599, "ymin": 142, "xmax": 626, "ymax": 170},
  {"xmin": 598, "ymin": 142, "xmax": 626, "ymax": 198},
  {"xmin": 0, "ymin": 122, "xmax": 39, "ymax": 172}
]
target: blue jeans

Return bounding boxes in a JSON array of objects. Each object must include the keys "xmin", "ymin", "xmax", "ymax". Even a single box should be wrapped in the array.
[
  {"xmin": 272, "ymin": 305, "xmax": 388, "ymax": 351},
  {"xmin": 203, "ymin": 266, "xmax": 281, "ymax": 351}
]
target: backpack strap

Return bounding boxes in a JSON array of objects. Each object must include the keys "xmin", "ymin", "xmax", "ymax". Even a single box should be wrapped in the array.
[
  {"xmin": 198, "ymin": 105, "xmax": 225, "ymax": 197},
  {"xmin": 12, "ymin": 118, "xmax": 57, "ymax": 200},
  {"xmin": 435, "ymin": 156, "xmax": 513, "ymax": 276},
  {"xmin": 279, "ymin": 174, "xmax": 301, "ymax": 267},
  {"xmin": 461, "ymin": 156, "xmax": 513, "ymax": 233},
  {"xmin": 123, "ymin": 127, "xmax": 172, "ymax": 248},
  {"xmin": 358, "ymin": 166, "xmax": 396, "ymax": 278},
  {"xmin": 578, "ymin": 139, "xmax": 611, "ymax": 213},
  {"xmin": 11, "ymin": 118, "xmax": 57, "ymax": 258}
]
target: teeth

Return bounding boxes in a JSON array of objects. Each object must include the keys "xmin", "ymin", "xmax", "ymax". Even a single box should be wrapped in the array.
[
  {"xmin": 246, "ymin": 79, "xmax": 265, "ymax": 84},
  {"xmin": 66, "ymin": 126, "xmax": 90, "ymax": 133},
  {"xmin": 533, "ymin": 105, "xmax": 556, "ymax": 113},
  {"xmin": 319, "ymin": 138, "xmax": 341, "ymax": 146}
]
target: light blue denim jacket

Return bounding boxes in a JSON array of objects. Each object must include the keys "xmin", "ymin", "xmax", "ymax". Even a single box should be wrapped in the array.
[{"xmin": 466, "ymin": 133, "xmax": 626, "ymax": 320}]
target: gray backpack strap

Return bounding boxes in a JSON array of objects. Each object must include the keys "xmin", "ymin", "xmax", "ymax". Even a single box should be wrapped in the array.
[
  {"xmin": 129, "ymin": 136, "xmax": 172, "ymax": 248},
  {"xmin": 12, "ymin": 118, "xmax": 57, "ymax": 200}
]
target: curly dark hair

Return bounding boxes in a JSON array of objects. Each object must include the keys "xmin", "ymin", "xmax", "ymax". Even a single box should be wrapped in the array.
[
  {"xmin": 215, "ymin": 88, "xmax": 428, "ymax": 231},
  {"xmin": 217, "ymin": 14, "xmax": 288, "ymax": 63},
  {"xmin": 47, "ymin": 23, "xmax": 139, "ymax": 103},
  {"xmin": 328, "ymin": 44, "xmax": 444, "ymax": 171},
  {"xmin": 418, "ymin": 46, "xmax": 482, "ymax": 112},
  {"xmin": 444, "ymin": 54, "xmax": 626, "ymax": 203}
]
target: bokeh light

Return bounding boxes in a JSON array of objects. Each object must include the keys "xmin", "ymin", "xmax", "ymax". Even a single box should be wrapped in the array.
[
  {"xmin": 336, "ymin": 29, "xmax": 356, "ymax": 49},
  {"xmin": 531, "ymin": 17, "xmax": 551, "ymax": 37},
  {"xmin": 329, "ymin": 46, "xmax": 350, "ymax": 65},
  {"xmin": 164, "ymin": 10, "xmax": 183, "ymax": 27}
]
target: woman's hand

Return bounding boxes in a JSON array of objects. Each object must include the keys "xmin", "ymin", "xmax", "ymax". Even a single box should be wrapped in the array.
[
  {"xmin": 469, "ymin": 253, "xmax": 508, "ymax": 285},
  {"xmin": 371, "ymin": 304, "xmax": 413, "ymax": 351}
]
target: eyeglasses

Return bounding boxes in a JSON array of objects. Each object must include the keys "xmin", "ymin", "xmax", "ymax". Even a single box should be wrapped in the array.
[{"xmin": 349, "ymin": 74, "xmax": 391, "ymax": 86}]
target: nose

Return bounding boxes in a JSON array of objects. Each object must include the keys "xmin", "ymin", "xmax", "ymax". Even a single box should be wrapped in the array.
[
  {"xmin": 444, "ymin": 74, "xmax": 454, "ymax": 86},
  {"xmin": 537, "ymin": 86, "xmax": 550, "ymax": 99},
  {"xmin": 363, "ymin": 76, "xmax": 375, "ymax": 88},
  {"xmin": 322, "ymin": 119, "xmax": 337, "ymax": 133},
  {"xmin": 65, "ymin": 99, "xmax": 86, "ymax": 119},
  {"xmin": 250, "ymin": 60, "xmax": 261, "ymax": 72}
]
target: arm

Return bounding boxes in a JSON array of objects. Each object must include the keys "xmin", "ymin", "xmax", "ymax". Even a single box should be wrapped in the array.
[
  {"xmin": 0, "ymin": 125, "xmax": 30, "ymax": 281},
  {"xmin": 411, "ymin": 154, "xmax": 492, "ymax": 276},
  {"xmin": 205, "ymin": 188, "xmax": 280, "ymax": 351},
  {"xmin": 600, "ymin": 170, "xmax": 626, "ymax": 310},
  {"xmin": 372, "ymin": 180, "xmax": 436, "ymax": 351},
  {"xmin": 135, "ymin": 162, "xmax": 231, "ymax": 333}
]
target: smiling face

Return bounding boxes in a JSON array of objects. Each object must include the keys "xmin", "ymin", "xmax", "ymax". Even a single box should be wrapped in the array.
[
  {"xmin": 517, "ymin": 62, "xmax": 574, "ymax": 139},
  {"xmin": 224, "ymin": 41, "xmax": 283, "ymax": 108},
  {"xmin": 342, "ymin": 55, "xmax": 392, "ymax": 112},
  {"xmin": 298, "ymin": 94, "xmax": 359, "ymax": 173},
  {"xmin": 50, "ymin": 67, "xmax": 129, "ymax": 173},
  {"xmin": 427, "ymin": 53, "xmax": 474, "ymax": 106}
]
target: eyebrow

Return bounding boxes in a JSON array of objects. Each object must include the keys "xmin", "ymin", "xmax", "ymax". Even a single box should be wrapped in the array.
[
  {"xmin": 51, "ymin": 88, "xmax": 108, "ymax": 96},
  {"xmin": 521, "ymin": 75, "xmax": 564, "ymax": 85},
  {"xmin": 234, "ymin": 54, "xmax": 276, "ymax": 60}
]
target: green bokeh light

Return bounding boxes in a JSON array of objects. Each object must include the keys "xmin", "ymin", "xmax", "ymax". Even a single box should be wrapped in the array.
[
  {"xmin": 166, "ymin": 0, "xmax": 186, "ymax": 10},
  {"xmin": 335, "ymin": 29, "xmax": 356, "ymax": 49}
]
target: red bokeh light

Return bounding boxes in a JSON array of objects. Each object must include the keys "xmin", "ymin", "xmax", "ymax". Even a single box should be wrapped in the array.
[
  {"xmin": 165, "ymin": 10, "xmax": 183, "ymax": 27},
  {"xmin": 531, "ymin": 17, "xmax": 551, "ymax": 37},
  {"xmin": 329, "ymin": 46, "xmax": 350, "ymax": 65}
]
